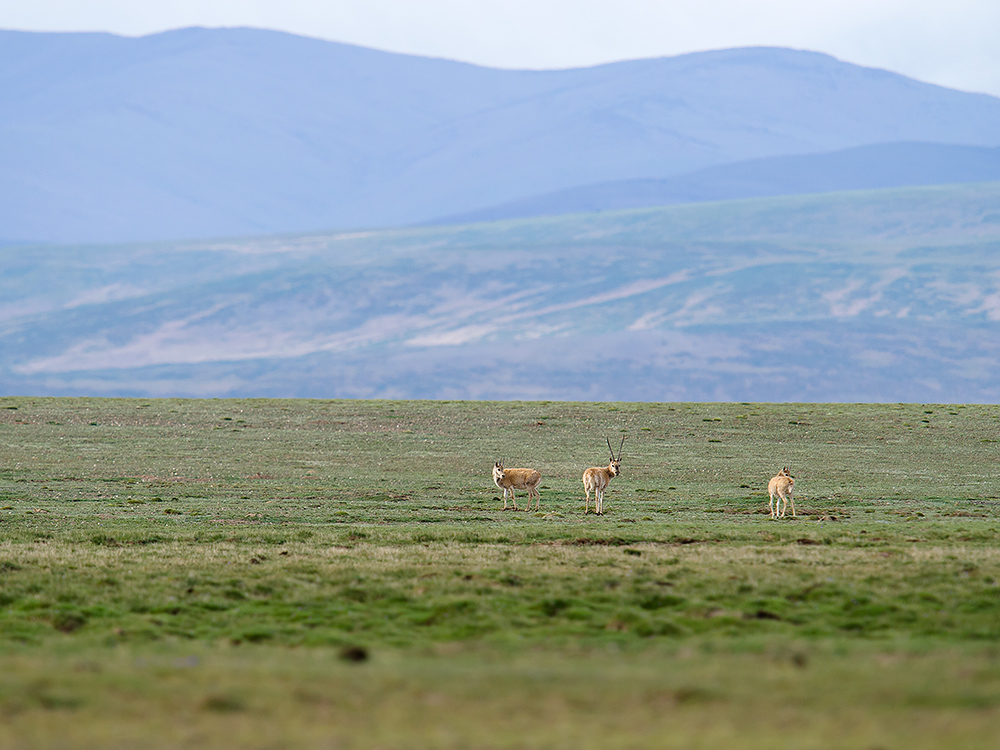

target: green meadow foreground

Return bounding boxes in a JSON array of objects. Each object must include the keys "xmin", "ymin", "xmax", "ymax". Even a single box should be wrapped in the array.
[{"xmin": 1, "ymin": 398, "xmax": 999, "ymax": 748}]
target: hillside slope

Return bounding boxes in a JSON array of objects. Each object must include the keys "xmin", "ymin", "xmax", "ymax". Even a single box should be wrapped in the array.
[
  {"xmin": 2, "ymin": 28, "xmax": 1000, "ymax": 243},
  {"xmin": 1, "ymin": 182, "xmax": 998, "ymax": 401},
  {"xmin": 435, "ymin": 143, "xmax": 1000, "ymax": 223}
]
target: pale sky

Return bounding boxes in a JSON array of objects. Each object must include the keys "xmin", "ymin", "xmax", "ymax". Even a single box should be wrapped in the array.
[{"xmin": 3, "ymin": 0, "xmax": 1000, "ymax": 98}]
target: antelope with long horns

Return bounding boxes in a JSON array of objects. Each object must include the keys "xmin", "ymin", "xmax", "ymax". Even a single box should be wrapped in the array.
[
  {"xmin": 492, "ymin": 461, "xmax": 542, "ymax": 512},
  {"xmin": 583, "ymin": 436, "xmax": 624, "ymax": 515},
  {"xmin": 768, "ymin": 467, "xmax": 796, "ymax": 519}
]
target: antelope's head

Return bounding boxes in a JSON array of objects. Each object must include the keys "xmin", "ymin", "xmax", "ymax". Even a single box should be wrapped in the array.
[
  {"xmin": 607, "ymin": 435, "xmax": 625, "ymax": 477},
  {"xmin": 493, "ymin": 461, "xmax": 505, "ymax": 482}
]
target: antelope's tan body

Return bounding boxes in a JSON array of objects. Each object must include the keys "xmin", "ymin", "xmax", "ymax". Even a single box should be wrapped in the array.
[
  {"xmin": 493, "ymin": 462, "xmax": 542, "ymax": 511},
  {"xmin": 582, "ymin": 436, "xmax": 624, "ymax": 515},
  {"xmin": 768, "ymin": 467, "xmax": 796, "ymax": 519}
]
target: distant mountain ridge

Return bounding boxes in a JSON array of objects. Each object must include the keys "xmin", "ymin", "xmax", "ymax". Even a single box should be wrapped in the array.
[
  {"xmin": 434, "ymin": 143, "xmax": 1000, "ymax": 223},
  {"xmin": 2, "ymin": 27, "xmax": 1000, "ymax": 244},
  {"xmin": 2, "ymin": 183, "xmax": 999, "ymax": 402}
]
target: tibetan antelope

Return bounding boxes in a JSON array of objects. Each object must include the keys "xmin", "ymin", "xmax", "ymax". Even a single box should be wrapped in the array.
[
  {"xmin": 583, "ymin": 436, "xmax": 624, "ymax": 515},
  {"xmin": 768, "ymin": 467, "xmax": 796, "ymax": 519},
  {"xmin": 492, "ymin": 461, "xmax": 542, "ymax": 512}
]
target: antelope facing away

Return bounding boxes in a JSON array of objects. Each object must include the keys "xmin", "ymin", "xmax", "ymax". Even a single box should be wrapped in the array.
[
  {"xmin": 493, "ymin": 461, "xmax": 542, "ymax": 512},
  {"xmin": 768, "ymin": 467, "xmax": 796, "ymax": 519},
  {"xmin": 583, "ymin": 436, "xmax": 624, "ymax": 515}
]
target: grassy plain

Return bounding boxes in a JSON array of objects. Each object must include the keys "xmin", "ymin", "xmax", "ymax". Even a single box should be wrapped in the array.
[{"xmin": 1, "ymin": 397, "xmax": 999, "ymax": 747}]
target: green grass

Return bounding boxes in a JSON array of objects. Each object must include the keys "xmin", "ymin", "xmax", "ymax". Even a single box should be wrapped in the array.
[{"xmin": 1, "ymin": 397, "xmax": 999, "ymax": 747}]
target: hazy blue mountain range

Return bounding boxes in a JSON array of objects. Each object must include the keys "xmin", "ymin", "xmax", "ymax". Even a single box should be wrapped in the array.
[
  {"xmin": 2, "ymin": 182, "xmax": 998, "ymax": 402},
  {"xmin": 3, "ymin": 27, "xmax": 1000, "ymax": 244},
  {"xmin": 436, "ymin": 142, "xmax": 1000, "ymax": 223}
]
